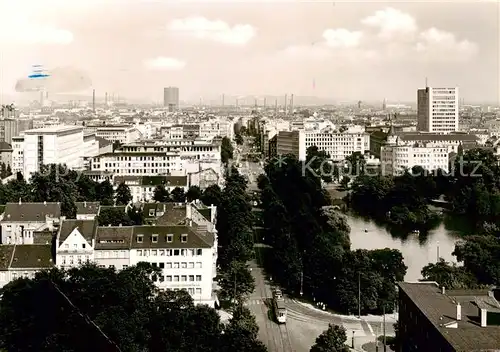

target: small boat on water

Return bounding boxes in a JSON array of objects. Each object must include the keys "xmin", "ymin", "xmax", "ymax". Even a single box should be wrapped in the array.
[{"xmin": 411, "ymin": 230, "xmax": 420, "ymax": 235}]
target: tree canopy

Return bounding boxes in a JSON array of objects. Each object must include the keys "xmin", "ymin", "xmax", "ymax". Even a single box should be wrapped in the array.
[
  {"xmin": 259, "ymin": 154, "xmax": 406, "ymax": 314},
  {"xmin": 0, "ymin": 164, "xmax": 116, "ymax": 218},
  {"xmin": 0, "ymin": 263, "xmax": 266, "ymax": 352},
  {"xmin": 310, "ymin": 324, "xmax": 350, "ymax": 352},
  {"xmin": 216, "ymin": 166, "xmax": 255, "ymax": 305},
  {"xmin": 221, "ymin": 137, "xmax": 234, "ymax": 164}
]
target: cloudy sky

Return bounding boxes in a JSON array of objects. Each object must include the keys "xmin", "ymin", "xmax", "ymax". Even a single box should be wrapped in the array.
[{"xmin": 0, "ymin": 0, "xmax": 499, "ymax": 104}]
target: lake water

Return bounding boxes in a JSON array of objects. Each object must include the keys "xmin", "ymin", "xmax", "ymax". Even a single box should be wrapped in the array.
[{"xmin": 347, "ymin": 214, "xmax": 471, "ymax": 281}]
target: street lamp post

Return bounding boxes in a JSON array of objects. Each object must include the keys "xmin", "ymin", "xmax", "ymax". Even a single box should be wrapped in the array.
[
  {"xmin": 358, "ymin": 272, "xmax": 361, "ymax": 318},
  {"xmin": 436, "ymin": 241, "xmax": 440, "ymax": 262}
]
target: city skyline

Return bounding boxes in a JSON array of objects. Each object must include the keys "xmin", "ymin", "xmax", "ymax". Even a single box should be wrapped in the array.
[{"xmin": 0, "ymin": 0, "xmax": 499, "ymax": 104}]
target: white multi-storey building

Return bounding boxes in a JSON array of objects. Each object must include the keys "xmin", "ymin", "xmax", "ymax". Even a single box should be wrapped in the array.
[
  {"xmin": 381, "ymin": 144, "xmax": 450, "ymax": 175},
  {"xmin": 69, "ymin": 202, "xmax": 218, "ymax": 306},
  {"xmin": 85, "ymin": 125, "xmax": 142, "ymax": 144},
  {"xmin": 276, "ymin": 126, "xmax": 370, "ymax": 161},
  {"xmin": 199, "ymin": 119, "xmax": 234, "ymax": 139},
  {"xmin": 114, "ymin": 175, "xmax": 188, "ymax": 203},
  {"xmin": 21, "ymin": 125, "xmax": 85, "ymax": 177},
  {"xmin": 417, "ymin": 86, "xmax": 459, "ymax": 133},
  {"xmin": 90, "ymin": 138, "xmax": 222, "ymax": 181},
  {"xmin": 11, "ymin": 135, "xmax": 24, "ymax": 174}
]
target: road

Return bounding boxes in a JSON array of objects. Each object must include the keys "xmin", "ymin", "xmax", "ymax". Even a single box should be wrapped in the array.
[{"xmin": 246, "ymin": 244, "xmax": 394, "ymax": 352}]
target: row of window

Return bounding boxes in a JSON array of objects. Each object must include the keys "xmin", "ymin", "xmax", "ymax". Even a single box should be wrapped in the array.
[
  {"xmin": 154, "ymin": 274, "xmax": 202, "ymax": 283},
  {"xmin": 151, "ymin": 261, "xmax": 203, "ymax": 269},
  {"xmin": 137, "ymin": 249, "xmax": 203, "ymax": 257},
  {"xmin": 136, "ymin": 233, "xmax": 188, "ymax": 244}
]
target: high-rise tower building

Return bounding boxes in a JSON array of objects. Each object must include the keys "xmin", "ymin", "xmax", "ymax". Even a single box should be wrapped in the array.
[
  {"xmin": 163, "ymin": 87, "xmax": 179, "ymax": 112},
  {"xmin": 417, "ymin": 86, "xmax": 459, "ymax": 133}
]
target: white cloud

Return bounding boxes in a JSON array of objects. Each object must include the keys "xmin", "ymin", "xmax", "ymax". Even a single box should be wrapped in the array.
[
  {"xmin": 414, "ymin": 28, "xmax": 478, "ymax": 62},
  {"xmin": 168, "ymin": 16, "xmax": 256, "ymax": 45},
  {"xmin": 0, "ymin": 17, "xmax": 73, "ymax": 45},
  {"xmin": 361, "ymin": 7, "xmax": 417, "ymax": 39},
  {"xmin": 144, "ymin": 57, "xmax": 186, "ymax": 70},
  {"xmin": 322, "ymin": 28, "xmax": 363, "ymax": 48},
  {"xmin": 0, "ymin": 0, "xmax": 82, "ymax": 45}
]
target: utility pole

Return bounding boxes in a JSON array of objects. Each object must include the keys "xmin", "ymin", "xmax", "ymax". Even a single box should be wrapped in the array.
[
  {"xmin": 383, "ymin": 305, "xmax": 387, "ymax": 352},
  {"xmin": 233, "ymin": 270, "xmax": 237, "ymax": 303},
  {"xmin": 358, "ymin": 272, "xmax": 361, "ymax": 318},
  {"xmin": 437, "ymin": 241, "xmax": 440, "ymax": 262}
]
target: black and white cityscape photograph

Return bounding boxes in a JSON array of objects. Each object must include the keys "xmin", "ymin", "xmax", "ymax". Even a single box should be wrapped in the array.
[{"xmin": 0, "ymin": 0, "xmax": 499, "ymax": 351}]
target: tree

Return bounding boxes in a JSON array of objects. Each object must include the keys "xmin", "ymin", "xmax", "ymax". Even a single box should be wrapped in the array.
[
  {"xmin": 30, "ymin": 164, "xmax": 78, "ymax": 218},
  {"xmin": 217, "ymin": 261, "xmax": 255, "ymax": 303},
  {"xmin": 115, "ymin": 182, "xmax": 132, "ymax": 205},
  {"xmin": 235, "ymin": 133, "xmax": 243, "ymax": 146},
  {"xmin": 153, "ymin": 184, "xmax": 169, "ymax": 202},
  {"xmin": 310, "ymin": 324, "xmax": 350, "ymax": 352},
  {"xmin": 221, "ymin": 304, "xmax": 267, "ymax": 352},
  {"xmin": 201, "ymin": 184, "xmax": 222, "ymax": 207},
  {"xmin": 0, "ymin": 162, "xmax": 6, "ymax": 179},
  {"xmin": 97, "ymin": 207, "xmax": 133, "ymax": 226},
  {"xmin": 97, "ymin": 180, "xmax": 114, "ymax": 205},
  {"xmin": 186, "ymin": 186, "xmax": 202, "ymax": 202},
  {"xmin": 170, "ymin": 187, "xmax": 186, "ymax": 203},
  {"xmin": 0, "ymin": 263, "xmax": 265, "ymax": 352},
  {"xmin": 221, "ymin": 137, "xmax": 234, "ymax": 164},
  {"xmin": 421, "ymin": 258, "xmax": 479, "ymax": 289}
]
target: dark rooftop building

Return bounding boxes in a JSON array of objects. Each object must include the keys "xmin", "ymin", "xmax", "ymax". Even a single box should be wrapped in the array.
[
  {"xmin": 3, "ymin": 202, "xmax": 61, "ymax": 222},
  {"xmin": 398, "ymin": 282, "xmax": 500, "ymax": 352}
]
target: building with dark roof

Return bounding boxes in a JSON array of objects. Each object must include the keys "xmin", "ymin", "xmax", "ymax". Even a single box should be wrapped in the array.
[
  {"xmin": 0, "ymin": 244, "xmax": 54, "ymax": 288},
  {"xmin": 56, "ymin": 219, "xmax": 97, "ymax": 269},
  {"xmin": 75, "ymin": 201, "xmax": 100, "ymax": 220},
  {"xmin": 398, "ymin": 282, "xmax": 500, "ymax": 352},
  {"xmin": 1, "ymin": 201, "xmax": 62, "ymax": 245}
]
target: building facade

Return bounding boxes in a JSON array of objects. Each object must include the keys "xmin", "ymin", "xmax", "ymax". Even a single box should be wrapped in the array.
[
  {"xmin": 164, "ymin": 87, "xmax": 180, "ymax": 112},
  {"xmin": 417, "ymin": 87, "xmax": 459, "ymax": 133},
  {"xmin": 22, "ymin": 125, "xmax": 86, "ymax": 177},
  {"xmin": 1, "ymin": 202, "xmax": 62, "ymax": 245}
]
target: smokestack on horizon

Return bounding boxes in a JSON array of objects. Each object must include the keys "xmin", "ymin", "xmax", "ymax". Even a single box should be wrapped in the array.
[
  {"xmin": 105, "ymin": 92, "xmax": 108, "ymax": 105},
  {"xmin": 284, "ymin": 94, "xmax": 287, "ymax": 115},
  {"xmin": 264, "ymin": 97, "xmax": 267, "ymax": 108},
  {"xmin": 275, "ymin": 99, "xmax": 278, "ymax": 114},
  {"xmin": 92, "ymin": 89, "xmax": 95, "ymax": 112},
  {"xmin": 290, "ymin": 94, "xmax": 294, "ymax": 115}
]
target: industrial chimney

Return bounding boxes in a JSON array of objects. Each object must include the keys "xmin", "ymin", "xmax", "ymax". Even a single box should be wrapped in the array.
[
  {"xmin": 290, "ymin": 94, "xmax": 294, "ymax": 115},
  {"xmin": 105, "ymin": 92, "xmax": 108, "ymax": 105},
  {"xmin": 284, "ymin": 94, "xmax": 287, "ymax": 115},
  {"xmin": 92, "ymin": 89, "xmax": 96, "ymax": 112}
]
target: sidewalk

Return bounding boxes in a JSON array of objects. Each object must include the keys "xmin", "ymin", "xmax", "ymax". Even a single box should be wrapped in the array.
[{"xmin": 292, "ymin": 299, "xmax": 398, "ymax": 323}]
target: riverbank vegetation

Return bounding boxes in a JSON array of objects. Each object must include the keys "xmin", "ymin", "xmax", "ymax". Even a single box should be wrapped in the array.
[
  {"xmin": 348, "ymin": 148, "xmax": 500, "ymax": 232},
  {"xmin": 258, "ymin": 154, "xmax": 407, "ymax": 314},
  {"xmin": 348, "ymin": 167, "xmax": 442, "ymax": 232}
]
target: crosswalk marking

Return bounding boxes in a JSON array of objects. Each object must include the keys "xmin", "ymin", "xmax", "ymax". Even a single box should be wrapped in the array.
[{"xmin": 244, "ymin": 298, "xmax": 291, "ymax": 306}]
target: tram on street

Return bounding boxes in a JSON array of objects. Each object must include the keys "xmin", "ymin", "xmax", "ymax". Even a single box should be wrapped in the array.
[{"xmin": 272, "ymin": 289, "xmax": 287, "ymax": 324}]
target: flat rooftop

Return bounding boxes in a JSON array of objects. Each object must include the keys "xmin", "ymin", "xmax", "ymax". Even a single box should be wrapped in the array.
[
  {"xmin": 24, "ymin": 125, "xmax": 83, "ymax": 134},
  {"xmin": 399, "ymin": 282, "xmax": 500, "ymax": 351}
]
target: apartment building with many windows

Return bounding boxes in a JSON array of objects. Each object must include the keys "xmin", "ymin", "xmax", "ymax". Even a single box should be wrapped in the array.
[
  {"xmin": 417, "ymin": 86, "xmax": 459, "ymax": 133},
  {"xmin": 276, "ymin": 126, "xmax": 370, "ymax": 161}
]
